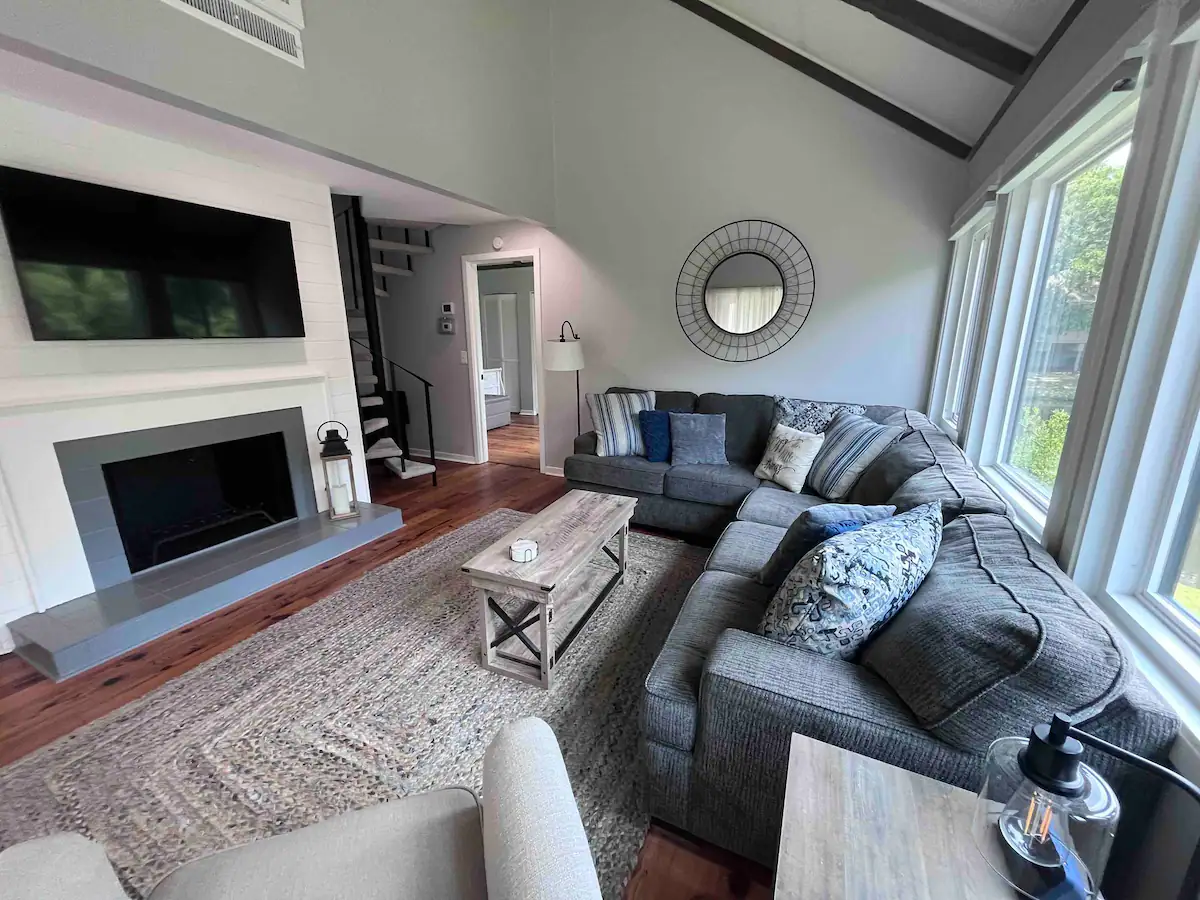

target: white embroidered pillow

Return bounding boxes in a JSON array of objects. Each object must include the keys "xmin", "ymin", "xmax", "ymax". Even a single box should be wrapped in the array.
[{"xmin": 754, "ymin": 424, "xmax": 824, "ymax": 492}]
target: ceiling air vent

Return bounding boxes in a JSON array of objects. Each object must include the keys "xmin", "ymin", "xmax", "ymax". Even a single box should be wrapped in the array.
[{"xmin": 160, "ymin": 0, "xmax": 304, "ymax": 66}]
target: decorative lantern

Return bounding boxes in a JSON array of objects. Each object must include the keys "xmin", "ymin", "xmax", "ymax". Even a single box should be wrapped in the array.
[{"xmin": 317, "ymin": 421, "xmax": 360, "ymax": 520}]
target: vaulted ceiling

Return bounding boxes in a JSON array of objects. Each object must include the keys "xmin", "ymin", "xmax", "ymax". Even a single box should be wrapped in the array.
[{"xmin": 669, "ymin": 0, "xmax": 1081, "ymax": 158}]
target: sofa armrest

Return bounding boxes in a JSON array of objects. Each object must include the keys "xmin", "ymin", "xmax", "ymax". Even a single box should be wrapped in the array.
[
  {"xmin": 573, "ymin": 431, "xmax": 598, "ymax": 455},
  {"xmin": 688, "ymin": 630, "xmax": 982, "ymax": 864},
  {"xmin": 482, "ymin": 717, "xmax": 602, "ymax": 900},
  {"xmin": 0, "ymin": 834, "xmax": 127, "ymax": 900}
]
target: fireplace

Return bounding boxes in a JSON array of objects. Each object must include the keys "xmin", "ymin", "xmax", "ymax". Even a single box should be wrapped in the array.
[
  {"xmin": 103, "ymin": 433, "xmax": 297, "ymax": 573},
  {"xmin": 56, "ymin": 408, "xmax": 317, "ymax": 590}
]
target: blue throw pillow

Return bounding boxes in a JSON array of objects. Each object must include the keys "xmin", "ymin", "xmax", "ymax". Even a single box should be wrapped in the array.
[
  {"xmin": 758, "ymin": 503, "xmax": 896, "ymax": 590},
  {"xmin": 669, "ymin": 412, "xmax": 728, "ymax": 466},
  {"xmin": 640, "ymin": 409, "xmax": 671, "ymax": 463}
]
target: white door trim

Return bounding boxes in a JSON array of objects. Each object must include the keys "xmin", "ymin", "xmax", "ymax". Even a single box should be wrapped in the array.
[{"xmin": 461, "ymin": 249, "xmax": 546, "ymax": 473}]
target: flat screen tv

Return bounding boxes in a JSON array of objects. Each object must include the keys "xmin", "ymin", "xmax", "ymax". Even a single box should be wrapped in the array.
[{"xmin": 0, "ymin": 166, "xmax": 304, "ymax": 340}]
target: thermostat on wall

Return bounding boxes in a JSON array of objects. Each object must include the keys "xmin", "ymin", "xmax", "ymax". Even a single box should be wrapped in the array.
[
  {"xmin": 438, "ymin": 316, "xmax": 456, "ymax": 335},
  {"xmin": 441, "ymin": 302, "xmax": 455, "ymax": 315}
]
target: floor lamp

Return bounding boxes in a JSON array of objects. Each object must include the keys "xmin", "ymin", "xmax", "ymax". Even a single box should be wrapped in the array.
[{"xmin": 545, "ymin": 320, "xmax": 585, "ymax": 435}]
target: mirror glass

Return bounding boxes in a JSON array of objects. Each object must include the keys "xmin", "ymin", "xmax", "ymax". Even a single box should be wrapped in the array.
[{"xmin": 704, "ymin": 253, "xmax": 784, "ymax": 334}]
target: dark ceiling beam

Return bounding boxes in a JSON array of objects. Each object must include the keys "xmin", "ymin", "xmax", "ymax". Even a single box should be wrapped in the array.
[
  {"xmin": 968, "ymin": 0, "xmax": 1093, "ymax": 161},
  {"xmin": 835, "ymin": 0, "xmax": 1033, "ymax": 84},
  {"xmin": 666, "ymin": 0, "xmax": 971, "ymax": 159}
]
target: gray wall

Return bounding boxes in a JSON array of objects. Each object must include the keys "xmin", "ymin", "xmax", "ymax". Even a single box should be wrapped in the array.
[
  {"xmin": 478, "ymin": 266, "xmax": 536, "ymax": 413},
  {"xmin": 384, "ymin": 0, "xmax": 965, "ymax": 469},
  {"xmin": 967, "ymin": 0, "xmax": 1154, "ymax": 192},
  {"xmin": 0, "ymin": 0, "xmax": 555, "ymax": 223}
]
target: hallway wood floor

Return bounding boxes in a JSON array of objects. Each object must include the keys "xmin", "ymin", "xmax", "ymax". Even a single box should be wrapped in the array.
[
  {"xmin": 487, "ymin": 413, "xmax": 540, "ymax": 469},
  {"xmin": 0, "ymin": 459, "xmax": 770, "ymax": 899}
]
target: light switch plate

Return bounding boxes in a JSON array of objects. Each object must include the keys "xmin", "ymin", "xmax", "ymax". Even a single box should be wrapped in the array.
[{"xmin": 460, "ymin": 350, "xmax": 469, "ymax": 365}]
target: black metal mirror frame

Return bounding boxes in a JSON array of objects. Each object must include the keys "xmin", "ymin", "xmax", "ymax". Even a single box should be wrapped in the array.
[{"xmin": 676, "ymin": 219, "xmax": 815, "ymax": 362}]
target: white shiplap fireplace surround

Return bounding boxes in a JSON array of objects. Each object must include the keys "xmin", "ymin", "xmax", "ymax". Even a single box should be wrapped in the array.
[{"xmin": 0, "ymin": 95, "xmax": 368, "ymax": 651}]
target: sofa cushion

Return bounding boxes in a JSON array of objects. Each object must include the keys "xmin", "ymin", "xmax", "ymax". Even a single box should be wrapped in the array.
[
  {"xmin": 860, "ymin": 513, "xmax": 1132, "ymax": 753},
  {"xmin": 643, "ymin": 570, "xmax": 772, "ymax": 751},
  {"xmin": 759, "ymin": 502, "xmax": 897, "ymax": 590},
  {"xmin": 736, "ymin": 486, "xmax": 826, "ymax": 528},
  {"xmin": 608, "ymin": 386, "xmax": 697, "ymax": 412},
  {"xmin": 696, "ymin": 393, "xmax": 775, "ymax": 465},
  {"xmin": 880, "ymin": 409, "xmax": 939, "ymax": 430},
  {"xmin": 563, "ymin": 454, "xmax": 670, "ymax": 494},
  {"xmin": 848, "ymin": 429, "xmax": 967, "ymax": 506},
  {"xmin": 761, "ymin": 502, "xmax": 942, "ymax": 660},
  {"xmin": 152, "ymin": 787, "xmax": 488, "ymax": 900},
  {"xmin": 664, "ymin": 463, "xmax": 761, "ymax": 507},
  {"xmin": 807, "ymin": 412, "xmax": 906, "ymax": 501},
  {"xmin": 706, "ymin": 521, "xmax": 787, "ymax": 580},
  {"xmin": 888, "ymin": 461, "xmax": 1010, "ymax": 522},
  {"xmin": 670, "ymin": 413, "xmax": 729, "ymax": 466}
]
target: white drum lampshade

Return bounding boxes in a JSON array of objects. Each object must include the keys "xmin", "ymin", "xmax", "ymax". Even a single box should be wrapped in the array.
[{"xmin": 544, "ymin": 338, "xmax": 584, "ymax": 372}]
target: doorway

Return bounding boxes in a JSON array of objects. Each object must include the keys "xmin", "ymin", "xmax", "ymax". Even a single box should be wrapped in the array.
[{"xmin": 462, "ymin": 249, "xmax": 546, "ymax": 471}]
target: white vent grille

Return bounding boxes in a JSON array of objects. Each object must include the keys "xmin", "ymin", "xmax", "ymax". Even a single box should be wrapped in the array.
[{"xmin": 161, "ymin": 0, "xmax": 304, "ymax": 66}]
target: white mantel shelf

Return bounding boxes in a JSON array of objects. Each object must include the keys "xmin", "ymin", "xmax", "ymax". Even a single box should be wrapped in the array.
[{"xmin": 0, "ymin": 365, "xmax": 330, "ymax": 414}]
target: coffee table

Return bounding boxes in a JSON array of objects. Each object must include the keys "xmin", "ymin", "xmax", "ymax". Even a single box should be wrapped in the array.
[
  {"xmin": 461, "ymin": 490, "xmax": 637, "ymax": 689},
  {"xmin": 775, "ymin": 732, "xmax": 1011, "ymax": 899}
]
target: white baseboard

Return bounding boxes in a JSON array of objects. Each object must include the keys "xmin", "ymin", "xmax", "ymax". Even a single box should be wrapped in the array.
[
  {"xmin": 408, "ymin": 448, "xmax": 479, "ymax": 465},
  {"xmin": 543, "ymin": 466, "xmax": 564, "ymax": 477},
  {"xmin": 519, "ymin": 409, "xmax": 538, "ymax": 417},
  {"xmin": 0, "ymin": 625, "xmax": 13, "ymax": 654}
]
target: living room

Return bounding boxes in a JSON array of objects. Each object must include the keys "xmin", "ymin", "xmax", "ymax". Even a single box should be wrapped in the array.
[{"xmin": 2, "ymin": 0, "xmax": 1200, "ymax": 899}]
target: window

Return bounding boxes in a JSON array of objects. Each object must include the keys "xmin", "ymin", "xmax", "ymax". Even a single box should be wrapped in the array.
[
  {"xmin": 943, "ymin": 225, "xmax": 991, "ymax": 429},
  {"xmin": 929, "ymin": 211, "xmax": 993, "ymax": 438},
  {"xmin": 999, "ymin": 142, "xmax": 1131, "ymax": 497},
  {"xmin": 1173, "ymin": 502, "xmax": 1200, "ymax": 620}
]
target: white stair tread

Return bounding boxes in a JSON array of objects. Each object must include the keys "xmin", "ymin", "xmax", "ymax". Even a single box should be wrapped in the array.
[
  {"xmin": 360, "ymin": 396, "xmax": 384, "ymax": 407},
  {"xmin": 369, "ymin": 238, "xmax": 433, "ymax": 255},
  {"xmin": 363, "ymin": 417, "xmax": 389, "ymax": 435},
  {"xmin": 385, "ymin": 458, "xmax": 436, "ymax": 479},
  {"xmin": 375, "ymin": 288, "xmax": 388, "ymax": 299},
  {"xmin": 356, "ymin": 374, "xmax": 378, "ymax": 385},
  {"xmin": 372, "ymin": 263, "xmax": 413, "ymax": 278},
  {"xmin": 353, "ymin": 347, "xmax": 372, "ymax": 360},
  {"xmin": 365, "ymin": 437, "xmax": 404, "ymax": 460}
]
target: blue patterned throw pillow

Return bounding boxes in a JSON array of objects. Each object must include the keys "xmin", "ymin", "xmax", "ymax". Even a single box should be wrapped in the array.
[
  {"xmin": 760, "ymin": 501, "xmax": 942, "ymax": 660},
  {"xmin": 586, "ymin": 391, "xmax": 656, "ymax": 457},
  {"xmin": 640, "ymin": 409, "xmax": 671, "ymax": 463},
  {"xmin": 773, "ymin": 397, "xmax": 867, "ymax": 433},
  {"xmin": 806, "ymin": 411, "xmax": 906, "ymax": 501}
]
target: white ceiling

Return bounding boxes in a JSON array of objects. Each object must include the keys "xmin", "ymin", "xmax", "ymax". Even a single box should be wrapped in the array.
[
  {"xmin": 917, "ymin": 0, "xmax": 1076, "ymax": 53},
  {"xmin": 704, "ymin": 0, "xmax": 1074, "ymax": 148},
  {"xmin": 0, "ymin": 49, "xmax": 510, "ymax": 227}
]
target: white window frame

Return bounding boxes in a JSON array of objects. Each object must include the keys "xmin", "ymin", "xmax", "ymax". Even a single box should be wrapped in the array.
[
  {"xmin": 1063, "ymin": 35, "xmax": 1200, "ymax": 723},
  {"xmin": 963, "ymin": 100, "xmax": 1140, "ymax": 537},
  {"xmin": 929, "ymin": 212, "xmax": 993, "ymax": 440}
]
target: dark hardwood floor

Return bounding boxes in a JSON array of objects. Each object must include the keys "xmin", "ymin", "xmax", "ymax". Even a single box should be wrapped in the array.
[{"xmin": 0, "ymin": 459, "xmax": 768, "ymax": 899}]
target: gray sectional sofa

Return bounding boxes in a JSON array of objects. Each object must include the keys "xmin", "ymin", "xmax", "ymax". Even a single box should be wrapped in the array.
[{"xmin": 569, "ymin": 388, "xmax": 1179, "ymax": 896}]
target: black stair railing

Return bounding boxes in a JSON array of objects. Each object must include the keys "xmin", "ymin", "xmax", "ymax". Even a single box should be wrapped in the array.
[{"xmin": 350, "ymin": 337, "xmax": 437, "ymax": 487}]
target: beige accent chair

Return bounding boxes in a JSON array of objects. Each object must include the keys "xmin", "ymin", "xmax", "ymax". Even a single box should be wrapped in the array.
[{"xmin": 0, "ymin": 718, "xmax": 602, "ymax": 900}]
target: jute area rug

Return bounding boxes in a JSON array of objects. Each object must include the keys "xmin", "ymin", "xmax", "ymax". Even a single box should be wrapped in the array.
[{"xmin": 0, "ymin": 509, "xmax": 707, "ymax": 898}]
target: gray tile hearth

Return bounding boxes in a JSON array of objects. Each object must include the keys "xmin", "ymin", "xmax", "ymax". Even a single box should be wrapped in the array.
[{"xmin": 9, "ymin": 503, "xmax": 404, "ymax": 681}]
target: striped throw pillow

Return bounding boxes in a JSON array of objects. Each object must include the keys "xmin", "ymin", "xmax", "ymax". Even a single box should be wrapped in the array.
[
  {"xmin": 586, "ymin": 391, "xmax": 656, "ymax": 457},
  {"xmin": 807, "ymin": 412, "xmax": 905, "ymax": 500}
]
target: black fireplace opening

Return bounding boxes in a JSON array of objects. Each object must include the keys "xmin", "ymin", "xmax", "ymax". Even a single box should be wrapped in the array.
[{"xmin": 103, "ymin": 432, "xmax": 297, "ymax": 574}]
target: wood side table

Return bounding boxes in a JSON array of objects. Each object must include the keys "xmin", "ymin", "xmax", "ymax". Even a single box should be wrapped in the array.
[
  {"xmin": 775, "ymin": 733, "xmax": 1012, "ymax": 899},
  {"xmin": 461, "ymin": 490, "xmax": 636, "ymax": 689}
]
